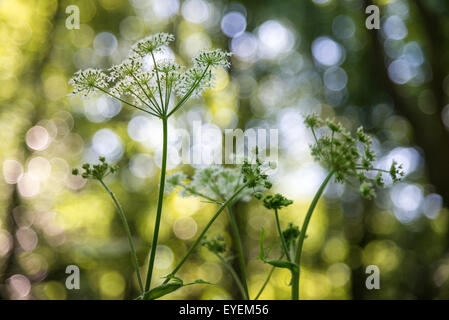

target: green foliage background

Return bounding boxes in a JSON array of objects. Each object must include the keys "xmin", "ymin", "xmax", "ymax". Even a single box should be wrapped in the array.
[{"xmin": 1, "ymin": 0, "xmax": 449, "ymax": 299}]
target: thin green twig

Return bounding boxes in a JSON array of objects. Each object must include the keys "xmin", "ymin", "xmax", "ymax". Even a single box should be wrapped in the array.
[
  {"xmin": 99, "ymin": 179, "xmax": 144, "ymax": 293},
  {"xmin": 274, "ymin": 209, "xmax": 291, "ymax": 262},
  {"xmin": 161, "ymin": 184, "xmax": 248, "ymax": 287},
  {"xmin": 254, "ymin": 253, "xmax": 284, "ymax": 300},
  {"xmin": 214, "ymin": 253, "xmax": 248, "ymax": 300}
]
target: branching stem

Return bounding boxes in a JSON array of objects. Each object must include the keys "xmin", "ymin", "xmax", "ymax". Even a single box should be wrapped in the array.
[{"xmin": 162, "ymin": 184, "xmax": 248, "ymax": 287}]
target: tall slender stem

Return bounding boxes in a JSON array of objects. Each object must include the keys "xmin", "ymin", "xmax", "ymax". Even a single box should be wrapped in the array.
[
  {"xmin": 99, "ymin": 180, "xmax": 144, "ymax": 293},
  {"xmin": 144, "ymin": 117, "xmax": 168, "ymax": 292},
  {"xmin": 275, "ymin": 209, "xmax": 291, "ymax": 261},
  {"xmin": 215, "ymin": 253, "xmax": 248, "ymax": 300},
  {"xmin": 291, "ymin": 169, "xmax": 334, "ymax": 300},
  {"xmin": 254, "ymin": 253, "xmax": 284, "ymax": 300},
  {"xmin": 163, "ymin": 184, "xmax": 248, "ymax": 284},
  {"xmin": 227, "ymin": 205, "xmax": 249, "ymax": 300}
]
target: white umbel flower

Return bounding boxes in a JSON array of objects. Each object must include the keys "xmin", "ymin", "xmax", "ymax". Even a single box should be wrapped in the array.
[
  {"xmin": 131, "ymin": 32, "xmax": 175, "ymax": 57},
  {"xmin": 110, "ymin": 76, "xmax": 135, "ymax": 97},
  {"xmin": 109, "ymin": 58, "xmax": 143, "ymax": 81},
  {"xmin": 165, "ymin": 172, "xmax": 188, "ymax": 194},
  {"xmin": 166, "ymin": 166, "xmax": 252, "ymax": 203},
  {"xmin": 69, "ymin": 33, "xmax": 231, "ymax": 118},
  {"xmin": 176, "ymin": 66, "xmax": 213, "ymax": 97},
  {"xmin": 193, "ymin": 49, "xmax": 232, "ymax": 69},
  {"xmin": 68, "ymin": 68, "xmax": 108, "ymax": 97},
  {"xmin": 155, "ymin": 61, "xmax": 184, "ymax": 86}
]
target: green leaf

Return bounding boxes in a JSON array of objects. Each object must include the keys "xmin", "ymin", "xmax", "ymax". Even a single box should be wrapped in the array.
[
  {"xmin": 264, "ymin": 259, "xmax": 298, "ymax": 272},
  {"xmin": 184, "ymin": 279, "xmax": 214, "ymax": 286},
  {"xmin": 140, "ymin": 282, "xmax": 184, "ymax": 300},
  {"xmin": 138, "ymin": 278, "xmax": 212, "ymax": 300},
  {"xmin": 257, "ymin": 227, "xmax": 297, "ymax": 272}
]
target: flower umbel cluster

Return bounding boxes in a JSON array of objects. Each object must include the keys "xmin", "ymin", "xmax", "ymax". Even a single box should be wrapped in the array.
[
  {"xmin": 201, "ymin": 235, "xmax": 226, "ymax": 255},
  {"xmin": 241, "ymin": 153, "xmax": 274, "ymax": 199},
  {"xmin": 165, "ymin": 166, "xmax": 253, "ymax": 204},
  {"xmin": 72, "ymin": 157, "xmax": 118, "ymax": 180},
  {"xmin": 69, "ymin": 33, "xmax": 231, "ymax": 119},
  {"xmin": 166, "ymin": 154, "xmax": 275, "ymax": 205},
  {"xmin": 304, "ymin": 114, "xmax": 404, "ymax": 199},
  {"xmin": 193, "ymin": 49, "xmax": 232, "ymax": 69},
  {"xmin": 69, "ymin": 69, "xmax": 108, "ymax": 97},
  {"xmin": 131, "ymin": 33, "xmax": 175, "ymax": 57},
  {"xmin": 282, "ymin": 223, "xmax": 301, "ymax": 249},
  {"xmin": 259, "ymin": 192, "xmax": 295, "ymax": 264},
  {"xmin": 263, "ymin": 194, "xmax": 293, "ymax": 210}
]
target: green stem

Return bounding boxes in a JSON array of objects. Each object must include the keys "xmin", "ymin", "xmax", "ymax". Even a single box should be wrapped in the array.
[
  {"xmin": 130, "ymin": 73, "xmax": 162, "ymax": 115},
  {"xmin": 215, "ymin": 253, "xmax": 248, "ymax": 300},
  {"xmin": 164, "ymin": 74, "xmax": 171, "ymax": 114},
  {"xmin": 275, "ymin": 209, "xmax": 291, "ymax": 261},
  {"xmin": 162, "ymin": 184, "xmax": 248, "ymax": 285},
  {"xmin": 99, "ymin": 180, "xmax": 144, "ymax": 293},
  {"xmin": 167, "ymin": 64, "xmax": 210, "ymax": 117},
  {"xmin": 144, "ymin": 82, "xmax": 164, "ymax": 115},
  {"xmin": 151, "ymin": 52, "xmax": 165, "ymax": 112},
  {"xmin": 182, "ymin": 185, "xmax": 223, "ymax": 205},
  {"xmin": 128, "ymin": 89, "xmax": 160, "ymax": 117},
  {"xmin": 354, "ymin": 167, "xmax": 390, "ymax": 174},
  {"xmin": 254, "ymin": 253, "xmax": 283, "ymax": 300},
  {"xmin": 291, "ymin": 169, "xmax": 334, "ymax": 300},
  {"xmin": 95, "ymin": 86, "xmax": 160, "ymax": 118},
  {"xmin": 227, "ymin": 205, "xmax": 250, "ymax": 300},
  {"xmin": 144, "ymin": 117, "xmax": 168, "ymax": 292}
]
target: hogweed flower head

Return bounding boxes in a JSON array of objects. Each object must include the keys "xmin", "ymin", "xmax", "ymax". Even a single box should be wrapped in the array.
[
  {"xmin": 165, "ymin": 172, "xmax": 188, "ymax": 194},
  {"xmin": 263, "ymin": 194, "xmax": 293, "ymax": 210},
  {"xmin": 193, "ymin": 49, "xmax": 232, "ymax": 69},
  {"xmin": 282, "ymin": 223, "xmax": 301, "ymax": 248},
  {"xmin": 156, "ymin": 61, "xmax": 184, "ymax": 94},
  {"xmin": 176, "ymin": 66, "xmax": 213, "ymax": 97},
  {"xmin": 389, "ymin": 160, "xmax": 404, "ymax": 183},
  {"xmin": 72, "ymin": 157, "xmax": 118, "ymax": 180},
  {"xmin": 241, "ymin": 154, "xmax": 273, "ymax": 197},
  {"xmin": 189, "ymin": 167, "xmax": 246, "ymax": 200},
  {"xmin": 131, "ymin": 32, "xmax": 175, "ymax": 57},
  {"xmin": 201, "ymin": 235, "xmax": 226, "ymax": 255},
  {"xmin": 304, "ymin": 113, "xmax": 404, "ymax": 199},
  {"xmin": 165, "ymin": 155, "xmax": 273, "ymax": 203},
  {"xmin": 69, "ymin": 33, "xmax": 231, "ymax": 119},
  {"xmin": 165, "ymin": 166, "xmax": 253, "ymax": 203},
  {"xmin": 68, "ymin": 68, "xmax": 108, "ymax": 97},
  {"xmin": 155, "ymin": 61, "xmax": 184, "ymax": 74},
  {"xmin": 109, "ymin": 58, "xmax": 143, "ymax": 81},
  {"xmin": 110, "ymin": 76, "xmax": 137, "ymax": 97}
]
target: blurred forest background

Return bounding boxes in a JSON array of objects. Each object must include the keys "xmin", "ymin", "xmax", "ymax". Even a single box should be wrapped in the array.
[{"xmin": 1, "ymin": 0, "xmax": 449, "ymax": 300}]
